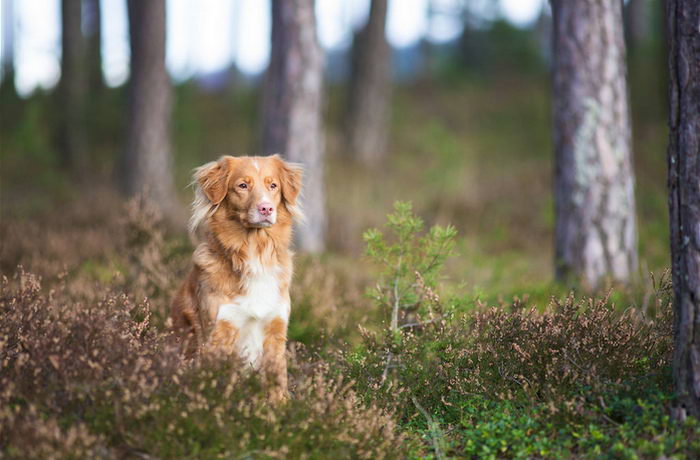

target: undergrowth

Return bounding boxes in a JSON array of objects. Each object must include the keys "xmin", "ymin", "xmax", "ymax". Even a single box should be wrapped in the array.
[
  {"xmin": 1, "ymin": 199, "xmax": 698, "ymax": 458},
  {"xmin": 342, "ymin": 203, "xmax": 698, "ymax": 459},
  {"xmin": 0, "ymin": 270, "xmax": 405, "ymax": 459}
]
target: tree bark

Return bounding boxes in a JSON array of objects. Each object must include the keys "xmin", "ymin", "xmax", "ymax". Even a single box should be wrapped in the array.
[
  {"xmin": 262, "ymin": 0, "xmax": 326, "ymax": 253},
  {"xmin": 346, "ymin": 0, "xmax": 391, "ymax": 166},
  {"xmin": 84, "ymin": 0, "xmax": 103, "ymax": 92},
  {"xmin": 551, "ymin": 0, "xmax": 638, "ymax": 288},
  {"xmin": 666, "ymin": 0, "xmax": 700, "ymax": 420},
  {"xmin": 124, "ymin": 0, "xmax": 180, "ymax": 221},
  {"xmin": 59, "ymin": 0, "xmax": 87, "ymax": 173}
]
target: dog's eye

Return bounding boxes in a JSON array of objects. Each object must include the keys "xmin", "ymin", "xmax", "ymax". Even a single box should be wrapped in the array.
[
  {"xmin": 238, "ymin": 183, "xmax": 248, "ymax": 189},
  {"xmin": 270, "ymin": 183, "xmax": 277, "ymax": 190}
]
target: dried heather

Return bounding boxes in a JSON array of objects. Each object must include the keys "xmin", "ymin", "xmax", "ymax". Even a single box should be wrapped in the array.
[
  {"xmin": 344, "ymin": 290, "xmax": 673, "ymax": 422},
  {"xmin": 0, "ymin": 269, "xmax": 406, "ymax": 458}
]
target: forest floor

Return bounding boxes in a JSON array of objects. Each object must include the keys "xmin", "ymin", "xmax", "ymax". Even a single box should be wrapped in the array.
[{"xmin": 1, "ymin": 70, "xmax": 699, "ymax": 458}]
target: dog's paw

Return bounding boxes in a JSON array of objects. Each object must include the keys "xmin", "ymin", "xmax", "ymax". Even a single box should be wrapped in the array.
[{"xmin": 269, "ymin": 387, "xmax": 289, "ymax": 405}]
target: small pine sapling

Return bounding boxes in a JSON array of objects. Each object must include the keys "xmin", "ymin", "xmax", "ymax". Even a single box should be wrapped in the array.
[{"xmin": 363, "ymin": 201, "xmax": 457, "ymax": 382}]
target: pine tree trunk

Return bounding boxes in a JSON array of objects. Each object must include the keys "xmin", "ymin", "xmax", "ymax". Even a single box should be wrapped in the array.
[
  {"xmin": 262, "ymin": 0, "xmax": 326, "ymax": 253},
  {"xmin": 346, "ymin": 0, "xmax": 391, "ymax": 166},
  {"xmin": 667, "ymin": 0, "xmax": 700, "ymax": 420},
  {"xmin": 1, "ymin": 0, "xmax": 15, "ymax": 93},
  {"xmin": 84, "ymin": 0, "xmax": 103, "ymax": 92},
  {"xmin": 124, "ymin": 0, "xmax": 179, "ymax": 221},
  {"xmin": 59, "ymin": 0, "xmax": 87, "ymax": 173},
  {"xmin": 625, "ymin": 0, "xmax": 651, "ymax": 52},
  {"xmin": 551, "ymin": 0, "xmax": 638, "ymax": 288}
]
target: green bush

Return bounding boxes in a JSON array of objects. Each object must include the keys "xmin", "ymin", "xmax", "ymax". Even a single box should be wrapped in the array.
[{"xmin": 419, "ymin": 386, "xmax": 700, "ymax": 459}]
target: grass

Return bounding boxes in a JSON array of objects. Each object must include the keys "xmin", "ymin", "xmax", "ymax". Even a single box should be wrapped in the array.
[{"xmin": 1, "ymin": 67, "xmax": 696, "ymax": 458}]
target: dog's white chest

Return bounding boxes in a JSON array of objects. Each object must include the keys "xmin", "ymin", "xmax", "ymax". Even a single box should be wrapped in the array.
[{"xmin": 216, "ymin": 262, "xmax": 288, "ymax": 369}]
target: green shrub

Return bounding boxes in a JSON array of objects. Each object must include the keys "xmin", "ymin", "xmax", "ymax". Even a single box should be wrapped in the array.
[
  {"xmin": 363, "ymin": 200, "xmax": 457, "ymax": 334},
  {"xmin": 416, "ymin": 386, "xmax": 700, "ymax": 459}
]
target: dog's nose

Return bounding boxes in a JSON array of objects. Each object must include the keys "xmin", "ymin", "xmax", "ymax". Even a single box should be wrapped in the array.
[{"xmin": 257, "ymin": 202, "xmax": 274, "ymax": 217}]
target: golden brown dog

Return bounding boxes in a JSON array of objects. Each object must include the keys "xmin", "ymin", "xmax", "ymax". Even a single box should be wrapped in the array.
[{"xmin": 171, "ymin": 154, "xmax": 302, "ymax": 401}]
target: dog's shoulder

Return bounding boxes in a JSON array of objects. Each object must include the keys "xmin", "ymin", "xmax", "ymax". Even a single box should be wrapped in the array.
[
  {"xmin": 192, "ymin": 242, "xmax": 244, "ymax": 297},
  {"xmin": 192, "ymin": 242, "xmax": 218, "ymax": 272}
]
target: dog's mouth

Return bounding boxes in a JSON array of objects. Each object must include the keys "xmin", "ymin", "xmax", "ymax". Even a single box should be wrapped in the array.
[
  {"xmin": 246, "ymin": 214, "xmax": 275, "ymax": 228},
  {"xmin": 249, "ymin": 220, "xmax": 273, "ymax": 228},
  {"xmin": 242, "ymin": 208, "xmax": 277, "ymax": 228}
]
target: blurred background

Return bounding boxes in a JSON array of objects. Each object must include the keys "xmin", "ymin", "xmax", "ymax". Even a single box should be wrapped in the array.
[{"xmin": 0, "ymin": 0, "xmax": 669, "ymax": 301}]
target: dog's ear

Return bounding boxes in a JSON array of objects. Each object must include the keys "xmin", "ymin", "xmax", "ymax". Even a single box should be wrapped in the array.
[
  {"xmin": 194, "ymin": 157, "xmax": 234, "ymax": 205},
  {"xmin": 273, "ymin": 155, "xmax": 303, "ymax": 206}
]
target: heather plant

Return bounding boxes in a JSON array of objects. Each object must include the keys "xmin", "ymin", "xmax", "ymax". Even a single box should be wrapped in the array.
[
  {"xmin": 346, "ymin": 288, "xmax": 673, "ymax": 416},
  {"xmin": 120, "ymin": 194, "xmax": 191, "ymax": 321},
  {"xmin": 288, "ymin": 256, "xmax": 374, "ymax": 346},
  {"xmin": 344, "ymin": 286, "xmax": 692, "ymax": 457},
  {"xmin": 0, "ymin": 186, "xmax": 127, "ymax": 281},
  {"xmin": 0, "ymin": 269, "xmax": 407, "ymax": 459},
  {"xmin": 0, "ymin": 269, "xmax": 172, "ymax": 458}
]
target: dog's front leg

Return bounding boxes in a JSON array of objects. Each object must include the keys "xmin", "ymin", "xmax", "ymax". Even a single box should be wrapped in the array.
[
  {"xmin": 262, "ymin": 316, "xmax": 288, "ymax": 403},
  {"xmin": 207, "ymin": 304, "xmax": 240, "ymax": 356}
]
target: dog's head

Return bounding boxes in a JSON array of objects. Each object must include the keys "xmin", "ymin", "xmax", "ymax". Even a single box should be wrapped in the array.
[{"xmin": 190, "ymin": 155, "xmax": 302, "ymax": 234}]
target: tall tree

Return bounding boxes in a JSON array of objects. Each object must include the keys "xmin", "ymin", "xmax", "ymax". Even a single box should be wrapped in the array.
[
  {"xmin": 667, "ymin": 0, "xmax": 700, "ymax": 419},
  {"xmin": 345, "ymin": 0, "xmax": 391, "ymax": 166},
  {"xmin": 59, "ymin": 0, "xmax": 87, "ymax": 172},
  {"xmin": 551, "ymin": 0, "xmax": 638, "ymax": 288},
  {"xmin": 84, "ymin": 0, "xmax": 103, "ymax": 92},
  {"xmin": 625, "ymin": 0, "xmax": 651, "ymax": 51},
  {"xmin": 124, "ymin": 0, "xmax": 179, "ymax": 220},
  {"xmin": 262, "ymin": 0, "xmax": 325, "ymax": 253},
  {"xmin": 0, "ymin": 0, "xmax": 15, "ymax": 94}
]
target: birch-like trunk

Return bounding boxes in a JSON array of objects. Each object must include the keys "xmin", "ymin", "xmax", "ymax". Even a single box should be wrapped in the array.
[
  {"xmin": 667, "ymin": 0, "xmax": 700, "ymax": 420},
  {"xmin": 123, "ymin": 0, "xmax": 180, "ymax": 222},
  {"xmin": 551, "ymin": 0, "xmax": 638, "ymax": 288},
  {"xmin": 346, "ymin": 0, "xmax": 391, "ymax": 166},
  {"xmin": 262, "ymin": 0, "xmax": 326, "ymax": 253}
]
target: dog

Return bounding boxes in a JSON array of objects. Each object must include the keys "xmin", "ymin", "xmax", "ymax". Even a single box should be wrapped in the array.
[{"xmin": 171, "ymin": 154, "xmax": 302, "ymax": 401}]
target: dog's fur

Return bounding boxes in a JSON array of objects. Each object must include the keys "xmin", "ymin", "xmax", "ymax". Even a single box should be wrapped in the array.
[{"xmin": 171, "ymin": 154, "xmax": 302, "ymax": 401}]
